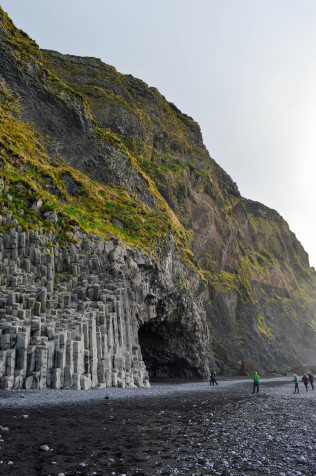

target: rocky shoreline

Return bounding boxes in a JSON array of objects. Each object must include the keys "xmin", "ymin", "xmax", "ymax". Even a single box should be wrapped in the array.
[{"xmin": 1, "ymin": 377, "xmax": 316, "ymax": 475}]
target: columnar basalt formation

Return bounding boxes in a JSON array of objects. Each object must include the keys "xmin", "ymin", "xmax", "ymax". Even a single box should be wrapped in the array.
[
  {"xmin": 0, "ymin": 227, "xmax": 151, "ymax": 389},
  {"xmin": 0, "ymin": 223, "xmax": 210, "ymax": 389}
]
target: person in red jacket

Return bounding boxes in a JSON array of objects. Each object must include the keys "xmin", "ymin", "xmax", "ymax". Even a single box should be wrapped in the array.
[{"xmin": 302, "ymin": 373, "xmax": 309, "ymax": 391}]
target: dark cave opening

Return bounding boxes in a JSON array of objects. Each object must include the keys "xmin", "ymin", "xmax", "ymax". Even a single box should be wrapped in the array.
[{"xmin": 138, "ymin": 321, "xmax": 200, "ymax": 379}]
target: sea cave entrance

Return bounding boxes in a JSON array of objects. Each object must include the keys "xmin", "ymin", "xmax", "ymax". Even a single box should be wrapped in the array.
[{"xmin": 138, "ymin": 321, "xmax": 200, "ymax": 379}]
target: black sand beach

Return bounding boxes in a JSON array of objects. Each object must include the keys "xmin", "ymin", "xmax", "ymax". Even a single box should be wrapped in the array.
[{"xmin": 1, "ymin": 377, "xmax": 316, "ymax": 475}]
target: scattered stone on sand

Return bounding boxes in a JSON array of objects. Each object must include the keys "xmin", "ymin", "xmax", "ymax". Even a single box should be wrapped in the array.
[
  {"xmin": 40, "ymin": 445, "xmax": 49, "ymax": 451},
  {"xmin": 1, "ymin": 379, "xmax": 316, "ymax": 475}
]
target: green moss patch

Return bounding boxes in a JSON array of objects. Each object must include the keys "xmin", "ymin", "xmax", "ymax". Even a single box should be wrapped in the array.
[{"xmin": 0, "ymin": 101, "xmax": 197, "ymax": 271}]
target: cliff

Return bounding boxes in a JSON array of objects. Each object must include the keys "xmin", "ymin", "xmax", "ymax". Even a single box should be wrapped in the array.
[
  {"xmin": 0, "ymin": 7, "xmax": 315, "ymax": 390},
  {"xmin": 41, "ymin": 51, "xmax": 316, "ymax": 374}
]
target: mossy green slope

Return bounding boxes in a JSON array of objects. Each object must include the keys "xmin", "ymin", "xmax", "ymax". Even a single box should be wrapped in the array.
[
  {"xmin": 0, "ymin": 7, "xmax": 194, "ymax": 266},
  {"xmin": 42, "ymin": 50, "xmax": 239, "ymax": 227},
  {"xmin": 0, "ymin": 90, "xmax": 194, "ymax": 260}
]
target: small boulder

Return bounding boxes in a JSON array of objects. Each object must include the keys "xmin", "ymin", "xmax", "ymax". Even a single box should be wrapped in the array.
[{"xmin": 40, "ymin": 445, "xmax": 50, "ymax": 452}]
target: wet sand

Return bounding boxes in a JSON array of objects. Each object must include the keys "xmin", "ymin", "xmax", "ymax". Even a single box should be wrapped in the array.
[{"xmin": 0, "ymin": 377, "xmax": 316, "ymax": 475}]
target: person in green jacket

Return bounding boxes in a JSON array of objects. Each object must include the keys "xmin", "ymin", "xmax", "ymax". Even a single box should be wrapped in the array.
[{"xmin": 252, "ymin": 371, "xmax": 260, "ymax": 393}]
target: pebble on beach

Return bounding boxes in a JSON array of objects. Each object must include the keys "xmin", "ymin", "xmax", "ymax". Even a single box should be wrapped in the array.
[
  {"xmin": 1, "ymin": 378, "xmax": 316, "ymax": 475},
  {"xmin": 40, "ymin": 445, "xmax": 50, "ymax": 452}
]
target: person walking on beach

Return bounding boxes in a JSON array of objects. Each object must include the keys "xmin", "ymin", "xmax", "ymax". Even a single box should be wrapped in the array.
[
  {"xmin": 252, "ymin": 371, "xmax": 260, "ymax": 393},
  {"xmin": 293, "ymin": 374, "xmax": 299, "ymax": 393},
  {"xmin": 302, "ymin": 373, "xmax": 309, "ymax": 391},
  {"xmin": 210, "ymin": 370, "xmax": 218, "ymax": 386},
  {"xmin": 308, "ymin": 371, "xmax": 314, "ymax": 390}
]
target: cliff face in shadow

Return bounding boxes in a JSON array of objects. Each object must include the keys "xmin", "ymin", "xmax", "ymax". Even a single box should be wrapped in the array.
[{"xmin": 0, "ymin": 6, "xmax": 315, "ymax": 384}]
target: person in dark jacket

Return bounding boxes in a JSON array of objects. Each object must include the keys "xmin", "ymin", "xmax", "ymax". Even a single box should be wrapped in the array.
[
  {"xmin": 210, "ymin": 370, "xmax": 218, "ymax": 386},
  {"xmin": 302, "ymin": 373, "xmax": 309, "ymax": 391},
  {"xmin": 293, "ymin": 374, "xmax": 299, "ymax": 393},
  {"xmin": 308, "ymin": 371, "xmax": 314, "ymax": 390}
]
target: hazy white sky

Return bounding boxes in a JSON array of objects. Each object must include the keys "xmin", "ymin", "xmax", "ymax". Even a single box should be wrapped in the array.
[{"xmin": 1, "ymin": 0, "xmax": 315, "ymax": 267}]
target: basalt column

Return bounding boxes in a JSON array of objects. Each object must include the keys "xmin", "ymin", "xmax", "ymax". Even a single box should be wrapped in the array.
[{"xmin": 0, "ymin": 228, "xmax": 150, "ymax": 389}]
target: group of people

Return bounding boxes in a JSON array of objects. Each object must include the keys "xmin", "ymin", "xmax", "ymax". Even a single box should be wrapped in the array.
[
  {"xmin": 210, "ymin": 370, "xmax": 315, "ymax": 394},
  {"xmin": 293, "ymin": 371, "xmax": 314, "ymax": 393},
  {"xmin": 252, "ymin": 370, "xmax": 315, "ymax": 394},
  {"xmin": 209, "ymin": 370, "xmax": 218, "ymax": 386}
]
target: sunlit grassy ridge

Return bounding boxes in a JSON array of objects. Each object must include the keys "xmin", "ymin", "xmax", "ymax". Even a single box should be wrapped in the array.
[
  {"xmin": 0, "ymin": 8, "xmax": 87, "ymax": 106},
  {"xmin": 1, "ymin": 8, "xmax": 42, "ymax": 63}
]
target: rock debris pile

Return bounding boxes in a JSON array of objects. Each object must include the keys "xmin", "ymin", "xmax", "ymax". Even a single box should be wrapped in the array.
[{"xmin": 0, "ymin": 226, "xmax": 150, "ymax": 390}]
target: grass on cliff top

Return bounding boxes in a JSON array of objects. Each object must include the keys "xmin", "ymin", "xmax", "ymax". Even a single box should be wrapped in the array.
[
  {"xmin": 0, "ymin": 7, "xmax": 89, "ymax": 110},
  {"xmin": 0, "ymin": 7, "xmax": 41, "ymax": 63}
]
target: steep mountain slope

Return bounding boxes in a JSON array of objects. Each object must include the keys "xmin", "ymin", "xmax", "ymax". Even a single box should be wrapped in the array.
[
  {"xmin": 0, "ymin": 7, "xmax": 210, "ymax": 387},
  {"xmin": 0, "ymin": 6, "xmax": 315, "ymax": 384},
  {"xmin": 42, "ymin": 50, "xmax": 316, "ymax": 373}
]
